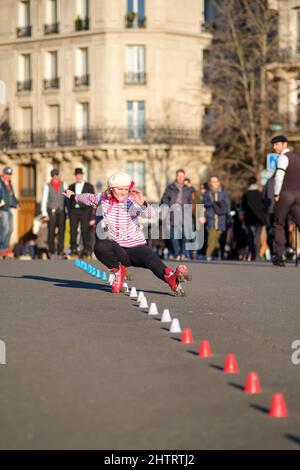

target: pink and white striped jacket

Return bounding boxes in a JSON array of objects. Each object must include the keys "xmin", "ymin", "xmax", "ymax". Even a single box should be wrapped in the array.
[{"xmin": 74, "ymin": 192, "xmax": 155, "ymax": 247}]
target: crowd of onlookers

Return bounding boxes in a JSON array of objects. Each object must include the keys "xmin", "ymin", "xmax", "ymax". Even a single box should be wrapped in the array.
[{"xmin": 1, "ymin": 165, "xmax": 299, "ymax": 262}]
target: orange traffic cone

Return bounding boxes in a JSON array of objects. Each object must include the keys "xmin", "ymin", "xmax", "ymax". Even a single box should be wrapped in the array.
[
  {"xmin": 198, "ymin": 340, "xmax": 212, "ymax": 358},
  {"xmin": 269, "ymin": 393, "xmax": 288, "ymax": 418},
  {"xmin": 244, "ymin": 372, "xmax": 261, "ymax": 394},
  {"xmin": 181, "ymin": 328, "xmax": 194, "ymax": 344},
  {"xmin": 223, "ymin": 354, "xmax": 238, "ymax": 373}
]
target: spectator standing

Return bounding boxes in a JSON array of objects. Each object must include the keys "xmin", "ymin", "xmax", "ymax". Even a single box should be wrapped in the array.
[
  {"xmin": 0, "ymin": 166, "xmax": 19, "ymax": 252},
  {"xmin": 41, "ymin": 168, "xmax": 67, "ymax": 259},
  {"xmin": 68, "ymin": 168, "xmax": 95, "ymax": 257},
  {"xmin": 202, "ymin": 176, "xmax": 231, "ymax": 260}
]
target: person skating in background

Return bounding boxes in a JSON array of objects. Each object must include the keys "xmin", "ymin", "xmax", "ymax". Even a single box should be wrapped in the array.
[
  {"xmin": 0, "ymin": 166, "xmax": 19, "ymax": 253},
  {"xmin": 160, "ymin": 169, "xmax": 193, "ymax": 260},
  {"xmin": 41, "ymin": 168, "xmax": 68, "ymax": 259},
  {"xmin": 68, "ymin": 168, "xmax": 95, "ymax": 258},
  {"xmin": 63, "ymin": 172, "xmax": 188, "ymax": 296},
  {"xmin": 202, "ymin": 176, "xmax": 231, "ymax": 260},
  {"xmin": 242, "ymin": 176, "xmax": 266, "ymax": 261}
]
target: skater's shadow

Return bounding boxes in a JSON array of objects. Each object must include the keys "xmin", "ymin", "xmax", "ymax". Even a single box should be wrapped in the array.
[
  {"xmin": 284, "ymin": 434, "xmax": 300, "ymax": 447},
  {"xmin": 0, "ymin": 274, "xmax": 111, "ymax": 292},
  {"xmin": 139, "ymin": 289, "xmax": 174, "ymax": 297}
]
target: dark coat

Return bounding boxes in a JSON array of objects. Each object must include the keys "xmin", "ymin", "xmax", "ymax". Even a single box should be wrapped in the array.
[
  {"xmin": 202, "ymin": 189, "xmax": 231, "ymax": 231},
  {"xmin": 68, "ymin": 182, "xmax": 95, "ymax": 210},
  {"xmin": 0, "ymin": 178, "xmax": 19, "ymax": 211},
  {"xmin": 242, "ymin": 186, "xmax": 266, "ymax": 226},
  {"xmin": 160, "ymin": 182, "xmax": 193, "ymax": 207}
]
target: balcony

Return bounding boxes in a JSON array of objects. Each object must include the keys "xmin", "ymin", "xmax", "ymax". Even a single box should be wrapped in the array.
[
  {"xmin": 43, "ymin": 78, "xmax": 60, "ymax": 90},
  {"xmin": 75, "ymin": 16, "xmax": 89, "ymax": 31},
  {"xmin": 44, "ymin": 22, "xmax": 60, "ymax": 34},
  {"xmin": 124, "ymin": 72, "xmax": 146, "ymax": 85},
  {"xmin": 3, "ymin": 126, "xmax": 202, "ymax": 150},
  {"xmin": 74, "ymin": 74, "xmax": 90, "ymax": 87},
  {"xmin": 125, "ymin": 13, "xmax": 146, "ymax": 29},
  {"xmin": 16, "ymin": 25, "xmax": 32, "ymax": 38},
  {"xmin": 17, "ymin": 80, "xmax": 32, "ymax": 92}
]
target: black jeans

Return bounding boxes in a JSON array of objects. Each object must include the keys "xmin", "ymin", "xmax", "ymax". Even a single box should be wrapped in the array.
[
  {"xmin": 94, "ymin": 239, "xmax": 167, "ymax": 280},
  {"xmin": 70, "ymin": 209, "xmax": 92, "ymax": 254},
  {"xmin": 274, "ymin": 191, "xmax": 300, "ymax": 256},
  {"xmin": 47, "ymin": 208, "xmax": 65, "ymax": 254}
]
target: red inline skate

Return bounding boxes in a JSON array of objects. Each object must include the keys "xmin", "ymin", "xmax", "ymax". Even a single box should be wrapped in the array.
[
  {"xmin": 110, "ymin": 263, "xmax": 127, "ymax": 293},
  {"xmin": 164, "ymin": 265, "xmax": 188, "ymax": 296}
]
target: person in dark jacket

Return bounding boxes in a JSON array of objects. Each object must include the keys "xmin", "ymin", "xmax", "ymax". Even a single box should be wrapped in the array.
[
  {"xmin": 160, "ymin": 169, "xmax": 193, "ymax": 260},
  {"xmin": 202, "ymin": 176, "xmax": 231, "ymax": 260},
  {"xmin": 68, "ymin": 168, "xmax": 95, "ymax": 257},
  {"xmin": 271, "ymin": 135, "xmax": 300, "ymax": 266},
  {"xmin": 0, "ymin": 166, "xmax": 19, "ymax": 251},
  {"xmin": 242, "ymin": 176, "xmax": 266, "ymax": 261}
]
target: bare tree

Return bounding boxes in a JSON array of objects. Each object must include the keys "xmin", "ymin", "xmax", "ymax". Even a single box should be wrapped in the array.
[{"xmin": 203, "ymin": 0, "xmax": 279, "ymax": 200}]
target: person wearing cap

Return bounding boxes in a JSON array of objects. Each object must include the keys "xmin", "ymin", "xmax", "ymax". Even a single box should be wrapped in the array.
[
  {"xmin": 41, "ymin": 168, "xmax": 68, "ymax": 258},
  {"xmin": 68, "ymin": 168, "xmax": 95, "ymax": 257},
  {"xmin": 271, "ymin": 135, "xmax": 300, "ymax": 266},
  {"xmin": 63, "ymin": 171, "xmax": 189, "ymax": 295},
  {"xmin": 0, "ymin": 166, "xmax": 19, "ymax": 252}
]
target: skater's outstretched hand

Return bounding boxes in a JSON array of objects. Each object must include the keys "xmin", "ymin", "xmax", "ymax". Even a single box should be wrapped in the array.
[
  {"xmin": 130, "ymin": 188, "xmax": 145, "ymax": 205},
  {"xmin": 63, "ymin": 189, "xmax": 75, "ymax": 199}
]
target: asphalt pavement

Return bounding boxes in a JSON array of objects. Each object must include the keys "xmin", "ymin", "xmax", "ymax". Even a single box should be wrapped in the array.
[{"xmin": 0, "ymin": 259, "xmax": 300, "ymax": 450}]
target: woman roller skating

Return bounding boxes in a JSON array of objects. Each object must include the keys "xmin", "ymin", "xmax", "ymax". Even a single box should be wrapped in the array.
[{"xmin": 63, "ymin": 172, "xmax": 188, "ymax": 296}]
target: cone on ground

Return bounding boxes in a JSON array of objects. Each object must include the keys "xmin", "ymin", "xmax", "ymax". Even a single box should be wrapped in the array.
[
  {"xmin": 148, "ymin": 302, "xmax": 158, "ymax": 315},
  {"xmin": 108, "ymin": 273, "xmax": 114, "ymax": 285},
  {"xmin": 92, "ymin": 267, "xmax": 97, "ymax": 276},
  {"xmin": 181, "ymin": 327, "xmax": 194, "ymax": 344},
  {"xmin": 123, "ymin": 282, "xmax": 129, "ymax": 293},
  {"xmin": 198, "ymin": 340, "xmax": 212, "ymax": 358},
  {"xmin": 223, "ymin": 353, "xmax": 239, "ymax": 373},
  {"xmin": 269, "ymin": 393, "xmax": 288, "ymax": 418},
  {"xmin": 139, "ymin": 297, "xmax": 148, "ymax": 309},
  {"xmin": 101, "ymin": 271, "xmax": 108, "ymax": 281},
  {"xmin": 169, "ymin": 318, "xmax": 182, "ymax": 333},
  {"xmin": 130, "ymin": 287, "xmax": 137, "ymax": 298},
  {"xmin": 244, "ymin": 372, "xmax": 261, "ymax": 394},
  {"xmin": 137, "ymin": 291, "xmax": 145, "ymax": 302},
  {"xmin": 96, "ymin": 269, "xmax": 101, "ymax": 278},
  {"xmin": 161, "ymin": 309, "xmax": 171, "ymax": 322}
]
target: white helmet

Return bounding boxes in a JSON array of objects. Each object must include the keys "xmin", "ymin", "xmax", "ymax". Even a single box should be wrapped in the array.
[{"xmin": 107, "ymin": 172, "xmax": 132, "ymax": 188}]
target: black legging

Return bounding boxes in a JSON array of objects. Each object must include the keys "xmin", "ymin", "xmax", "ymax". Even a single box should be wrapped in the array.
[{"xmin": 94, "ymin": 239, "xmax": 167, "ymax": 280}]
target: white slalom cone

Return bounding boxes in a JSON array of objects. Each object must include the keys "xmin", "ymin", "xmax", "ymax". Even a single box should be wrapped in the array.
[
  {"xmin": 137, "ymin": 291, "xmax": 145, "ymax": 302},
  {"xmin": 123, "ymin": 282, "xmax": 129, "ymax": 293},
  {"xmin": 130, "ymin": 287, "xmax": 137, "ymax": 298},
  {"xmin": 161, "ymin": 309, "xmax": 171, "ymax": 322},
  {"xmin": 108, "ymin": 273, "xmax": 114, "ymax": 285},
  {"xmin": 139, "ymin": 297, "xmax": 148, "ymax": 309},
  {"xmin": 148, "ymin": 302, "xmax": 158, "ymax": 316},
  {"xmin": 169, "ymin": 318, "xmax": 182, "ymax": 333}
]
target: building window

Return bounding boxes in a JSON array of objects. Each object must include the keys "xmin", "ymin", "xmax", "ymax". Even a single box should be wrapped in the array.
[
  {"xmin": 47, "ymin": 105, "xmax": 60, "ymax": 145},
  {"xmin": 19, "ymin": 165, "xmax": 36, "ymax": 198},
  {"xmin": 76, "ymin": 102, "xmax": 89, "ymax": 140},
  {"xmin": 127, "ymin": 101, "xmax": 145, "ymax": 140},
  {"xmin": 44, "ymin": 0, "xmax": 59, "ymax": 34},
  {"xmin": 74, "ymin": 48, "xmax": 89, "ymax": 87},
  {"xmin": 17, "ymin": 1, "xmax": 31, "ymax": 37},
  {"xmin": 17, "ymin": 54, "xmax": 32, "ymax": 92},
  {"xmin": 19, "ymin": 106, "xmax": 33, "ymax": 145},
  {"xmin": 44, "ymin": 51, "xmax": 59, "ymax": 89},
  {"xmin": 126, "ymin": 161, "xmax": 145, "ymax": 193},
  {"xmin": 75, "ymin": 0, "xmax": 89, "ymax": 31},
  {"xmin": 125, "ymin": 46, "xmax": 146, "ymax": 84},
  {"xmin": 126, "ymin": 0, "xmax": 146, "ymax": 28}
]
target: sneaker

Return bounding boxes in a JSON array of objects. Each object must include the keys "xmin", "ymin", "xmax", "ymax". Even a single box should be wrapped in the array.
[
  {"xmin": 164, "ymin": 265, "xmax": 188, "ymax": 294},
  {"xmin": 110, "ymin": 263, "xmax": 127, "ymax": 293},
  {"xmin": 272, "ymin": 255, "xmax": 286, "ymax": 267}
]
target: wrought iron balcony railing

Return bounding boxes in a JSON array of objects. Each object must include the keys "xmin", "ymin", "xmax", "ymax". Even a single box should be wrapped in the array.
[
  {"xmin": 2, "ymin": 126, "xmax": 202, "ymax": 150},
  {"xmin": 75, "ymin": 17, "xmax": 89, "ymax": 31},
  {"xmin": 16, "ymin": 25, "xmax": 32, "ymax": 38},
  {"xmin": 124, "ymin": 72, "xmax": 146, "ymax": 85},
  {"xmin": 43, "ymin": 78, "xmax": 60, "ymax": 90},
  {"xmin": 74, "ymin": 74, "xmax": 90, "ymax": 87},
  {"xmin": 44, "ymin": 22, "xmax": 60, "ymax": 34},
  {"xmin": 17, "ymin": 80, "xmax": 32, "ymax": 92},
  {"xmin": 125, "ymin": 14, "xmax": 146, "ymax": 28}
]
